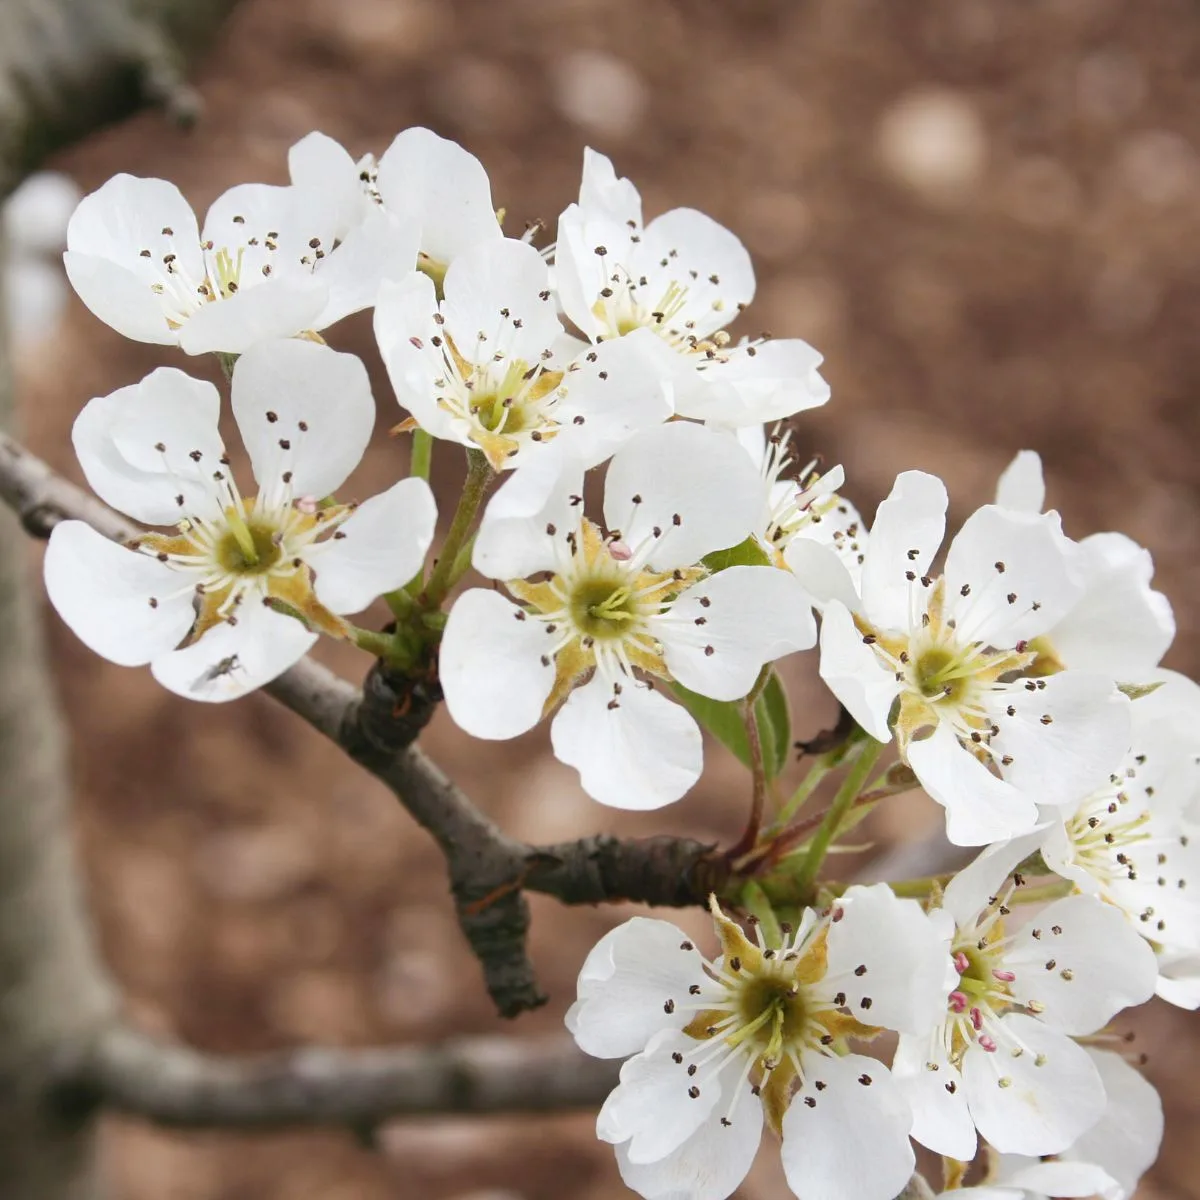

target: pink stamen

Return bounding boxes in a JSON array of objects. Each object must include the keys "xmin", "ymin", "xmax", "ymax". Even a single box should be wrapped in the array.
[
  {"xmin": 970, "ymin": 1007, "xmax": 983, "ymax": 1031},
  {"xmin": 977, "ymin": 1034, "xmax": 998, "ymax": 1053},
  {"xmin": 295, "ymin": 495, "xmax": 320, "ymax": 514},
  {"xmin": 953, "ymin": 952, "xmax": 970, "ymax": 975},
  {"xmin": 992, "ymin": 969, "xmax": 1016, "ymax": 983},
  {"xmin": 608, "ymin": 539, "xmax": 633, "ymax": 562},
  {"xmin": 948, "ymin": 991, "xmax": 968, "ymax": 1013}
]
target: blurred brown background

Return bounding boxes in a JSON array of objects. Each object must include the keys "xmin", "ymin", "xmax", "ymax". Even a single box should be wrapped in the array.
[{"xmin": 13, "ymin": 0, "xmax": 1200, "ymax": 1196}]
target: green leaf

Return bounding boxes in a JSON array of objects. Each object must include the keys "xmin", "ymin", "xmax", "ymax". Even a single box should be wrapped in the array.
[
  {"xmin": 701, "ymin": 535, "xmax": 772, "ymax": 573},
  {"xmin": 757, "ymin": 671, "xmax": 791, "ymax": 780},
  {"xmin": 671, "ymin": 672, "xmax": 791, "ymax": 780}
]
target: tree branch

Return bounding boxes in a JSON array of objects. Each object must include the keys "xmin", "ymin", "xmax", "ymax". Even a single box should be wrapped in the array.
[
  {"xmin": 52, "ymin": 1025, "xmax": 617, "ymax": 1130},
  {"xmin": 0, "ymin": 433, "xmax": 723, "ymax": 1017},
  {"xmin": 0, "ymin": 0, "xmax": 244, "ymax": 188}
]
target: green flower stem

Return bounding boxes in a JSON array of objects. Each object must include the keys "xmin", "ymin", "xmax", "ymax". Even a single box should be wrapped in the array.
[
  {"xmin": 727, "ymin": 668, "xmax": 772, "ymax": 860},
  {"xmin": 771, "ymin": 750, "xmax": 838, "ymax": 834},
  {"xmin": 421, "ymin": 449, "xmax": 491, "ymax": 611},
  {"xmin": 350, "ymin": 625, "xmax": 401, "ymax": 662},
  {"xmin": 382, "ymin": 585, "xmax": 415, "ymax": 623},
  {"xmin": 884, "ymin": 874, "xmax": 955, "ymax": 900},
  {"xmin": 792, "ymin": 739, "xmax": 885, "ymax": 897},
  {"xmin": 410, "ymin": 428, "xmax": 433, "ymax": 482},
  {"xmin": 1008, "ymin": 877, "xmax": 1076, "ymax": 905}
]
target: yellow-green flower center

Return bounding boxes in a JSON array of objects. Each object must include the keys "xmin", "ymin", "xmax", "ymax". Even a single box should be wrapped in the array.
[
  {"xmin": 215, "ymin": 519, "xmax": 283, "ymax": 575},
  {"xmin": 569, "ymin": 577, "xmax": 642, "ymax": 640}
]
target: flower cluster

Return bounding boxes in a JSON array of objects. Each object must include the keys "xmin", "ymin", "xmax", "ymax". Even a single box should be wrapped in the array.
[{"xmin": 46, "ymin": 128, "xmax": 1192, "ymax": 1199}]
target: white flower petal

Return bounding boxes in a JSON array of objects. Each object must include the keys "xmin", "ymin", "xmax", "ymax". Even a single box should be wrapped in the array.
[
  {"xmin": 373, "ymin": 272, "xmax": 463, "ymax": 444},
  {"xmin": 44, "ymin": 522, "xmax": 194, "ymax": 666},
  {"xmin": 376, "ymin": 127, "xmax": 501, "ymax": 266},
  {"xmin": 231, "ymin": 339, "xmax": 374, "ymax": 503},
  {"xmin": 961, "ymin": 1013, "xmax": 1104, "ymax": 1156},
  {"xmin": 1047, "ymin": 531, "xmax": 1175, "ymax": 676},
  {"xmin": 309, "ymin": 478, "xmax": 436, "ymax": 614},
  {"xmin": 151, "ymin": 602, "xmax": 317, "ymax": 702},
  {"xmin": 473, "ymin": 449, "xmax": 584, "ymax": 580},
  {"xmin": 440, "ymin": 236, "xmax": 560, "ymax": 367},
  {"xmin": 941, "ymin": 832, "xmax": 1048, "ymax": 928},
  {"xmin": 784, "ymin": 539, "xmax": 862, "ymax": 612},
  {"xmin": 988, "ymin": 672, "xmax": 1131, "ymax": 810},
  {"xmin": 578, "ymin": 147, "xmax": 643, "ymax": 228},
  {"xmin": 176, "ymin": 278, "xmax": 330, "ymax": 355},
  {"xmin": 1156, "ymin": 952, "xmax": 1200, "ymax": 1008},
  {"xmin": 817, "ymin": 600, "xmax": 897, "ymax": 743},
  {"xmin": 1005, "ymin": 894, "xmax": 1158, "ymax": 1035},
  {"xmin": 679, "ymin": 338, "xmax": 830, "ymax": 426},
  {"xmin": 287, "ymin": 131, "xmax": 367, "ymax": 241},
  {"xmin": 73, "ymin": 367, "xmax": 224, "ymax": 525},
  {"xmin": 64, "ymin": 174, "xmax": 202, "ymax": 343},
  {"xmin": 781, "ymin": 1052, "xmax": 915, "ymax": 1200},
  {"xmin": 994, "ymin": 450, "xmax": 1045, "ymax": 513},
  {"xmin": 602, "ymin": 423, "xmax": 762, "ymax": 571},
  {"xmin": 551, "ymin": 675, "xmax": 702, "ymax": 811},
  {"xmin": 62, "ymin": 252, "xmax": 178, "ymax": 344},
  {"xmin": 308, "ymin": 204, "xmax": 419, "ymax": 329},
  {"xmin": 659, "ymin": 566, "xmax": 814, "ymax": 701},
  {"xmin": 597, "ymin": 1028, "xmax": 721, "ymax": 1162},
  {"xmin": 552, "ymin": 330, "xmax": 673, "ymax": 467},
  {"xmin": 440, "ymin": 588, "xmax": 555, "ymax": 739},
  {"xmin": 636, "ymin": 208, "xmax": 755, "ymax": 338},
  {"xmin": 860, "ymin": 471, "xmax": 947, "ymax": 632},
  {"xmin": 826, "ymin": 883, "xmax": 956, "ymax": 1034},
  {"xmin": 567, "ymin": 917, "xmax": 717, "ymax": 1059},
  {"xmin": 612, "ymin": 1065, "xmax": 762, "ymax": 1200},
  {"xmin": 893, "ymin": 1032, "xmax": 977, "ymax": 1160},
  {"xmin": 998, "ymin": 1158, "xmax": 1117, "ymax": 1198},
  {"xmin": 552, "ymin": 205, "xmax": 620, "ymax": 342},
  {"xmin": 1067, "ymin": 1049, "xmax": 1162, "ymax": 1200},
  {"xmin": 942, "ymin": 505, "xmax": 1080, "ymax": 646},
  {"xmin": 906, "ymin": 723, "xmax": 1039, "ymax": 846}
]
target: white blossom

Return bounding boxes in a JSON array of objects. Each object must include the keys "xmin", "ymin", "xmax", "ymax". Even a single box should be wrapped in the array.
[
  {"xmin": 791, "ymin": 470, "xmax": 1133, "ymax": 845},
  {"xmin": 994, "ymin": 450, "xmax": 1175, "ymax": 677},
  {"xmin": 933, "ymin": 1049, "xmax": 1162, "ymax": 1200},
  {"xmin": 43, "ymin": 341, "xmax": 436, "ymax": 700},
  {"xmin": 893, "ymin": 849, "xmax": 1158, "ymax": 1161},
  {"xmin": 63, "ymin": 173, "xmax": 416, "ymax": 354},
  {"xmin": 554, "ymin": 149, "xmax": 830, "ymax": 427},
  {"xmin": 440, "ymin": 422, "xmax": 814, "ymax": 809},
  {"xmin": 568, "ymin": 885, "xmax": 953, "ymax": 1200},
  {"xmin": 375, "ymin": 237, "xmax": 670, "ymax": 471},
  {"xmin": 289, "ymin": 126, "xmax": 502, "ymax": 276},
  {"xmin": 735, "ymin": 424, "xmax": 866, "ymax": 585}
]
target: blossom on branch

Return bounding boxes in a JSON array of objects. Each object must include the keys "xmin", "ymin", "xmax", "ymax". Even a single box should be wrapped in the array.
[
  {"xmin": 892, "ymin": 849, "xmax": 1157, "ymax": 1161},
  {"xmin": 63, "ymin": 173, "xmax": 416, "ymax": 354},
  {"xmin": 43, "ymin": 340, "xmax": 436, "ymax": 700},
  {"xmin": 440, "ymin": 422, "xmax": 814, "ymax": 809},
  {"xmin": 375, "ymin": 237, "xmax": 671, "ymax": 471},
  {"xmin": 790, "ymin": 471, "xmax": 1133, "ymax": 845},
  {"xmin": 568, "ymin": 885, "xmax": 952, "ymax": 1200},
  {"xmin": 554, "ymin": 150, "xmax": 831, "ymax": 427}
]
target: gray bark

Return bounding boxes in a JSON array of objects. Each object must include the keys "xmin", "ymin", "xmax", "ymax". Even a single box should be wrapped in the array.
[{"xmin": 0, "ymin": 232, "xmax": 115, "ymax": 1200}]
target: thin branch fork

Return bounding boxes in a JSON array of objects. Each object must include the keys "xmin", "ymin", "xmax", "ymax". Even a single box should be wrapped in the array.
[{"xmin": 0, "ymin": 433, "xmax": 723, "ymax": 1017}]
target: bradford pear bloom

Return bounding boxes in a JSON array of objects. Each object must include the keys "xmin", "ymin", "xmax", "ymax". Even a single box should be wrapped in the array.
[
  {"xmin": 790, "ymin": 470, "xmax": 1132, "ymax": 845},
  {"xmin": 567, "ymin": 886, "xmax": 953, "ymax": 1200},
  {"xmin": 440, "ymin": 422, "xmax": 814, "ymax": 809},
  {"xmin": 554, "ymin": 149, "xmax": 830, "ymax": 427},
  {"xmin": 893, "ymin": 849, "xmax": 1158, "ymax": 1162},
  {"xmin": 1022, "ymin": 671, "xmax": 1200, "ymax": 999},
  {"xmin": 63, "ymin": 172, "xmax": 416, "ymax": 354},
  {"xmin": 43, "ymin": 341, "xmax": 436, "ymax": 701},
  {"xmin": 375, "ymin": 237, "xmax": 670, "ymax": 471},
  {"xmin": 933, "ymin": 1049, "xmax": 1163, "ymax": 1200},
  {"xmin": 290, "ymin": 126, "xmax": 503, "ymax": 277},
  {"xmin": 736, "ymin": 423, "xmax": 867, "ymax": 583},
  {"xmin": 995, "ymin": 451, "xmax": 1175, "ymax": 677}
]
